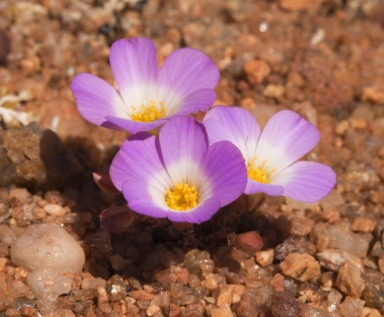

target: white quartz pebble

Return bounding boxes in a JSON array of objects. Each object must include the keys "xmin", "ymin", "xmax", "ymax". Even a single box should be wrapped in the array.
[
  {"xmin": 27, "ymin": 268, "xmax": 72, "ymax": 299},
  {"xmin": 10, "ymin": 223, "xmax": 85, "ymax": 273}
]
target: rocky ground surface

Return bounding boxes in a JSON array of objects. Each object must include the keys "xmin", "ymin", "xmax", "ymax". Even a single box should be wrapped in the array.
[{"xmin": 1, "ymin": 0, "xmax": 384, "ymax": 316}]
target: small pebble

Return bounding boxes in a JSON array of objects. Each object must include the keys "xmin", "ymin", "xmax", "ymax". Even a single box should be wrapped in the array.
[
  {"xmin": 317, "ymin": 249, "xmax": 363, "ymax": 271},
  {"xmin": 216, "ymin": 284, "xmax": 245, "ymax": 306},
  {"xmin": 336, "ymin": 261, "xmax": 365, "ymax": 298},
  {"xmin": 96, "ymin": 286, "xmax": 111, "ymax": 313},
  {"xmin": 350, "ymin": 217, "xmax": 376, "ymax": 233},
  {"xmin": 363, "ymin": 308, "xmax": 382, "ymax": 317},
  {"xmin": 201, "ymin": 273, "xmax": 226, "ymax": 290},
  {"xmin": 108, "ymin": 253, "xmax": 126, "ymax": 271},
  {"xmin": 255, "ymin": 249, "xmax": 274, "ymax": 267},
  {"xmin": 279, "ymin": 253, "xmax": 321, "ymax": 282},
  {"xmin": 349, "ymin": 118, "xmax": 367, "ymax": 130},
  {"xmin": 129, "ymin": 289, "xmax": 154, "ymax": 301},
  {"xmin": 0, "ymin": 258, "xmax": 7, "ymax": 271},
  {"xmin": 263, "ymin": 84, "xmax": 285, "ymax": 99},
  {"xmin": 146, "ymin": 304, "xmax": 161, "ymax": 316},
  {"xmin": 289, "ymin": 217, "xmax": 314, "ymax": 237},
  {"xmin": 44, "ymin": 204, "xmax": 66, "ymax": 217},
  {"xmin": 278, "ymin": 0, "xmax": 323, "ymax": 11},
  {"xmin": 339, "ymin": 296, "xmax": 365, "ymax": 317},
  {"xmin": 311, "ymin": 223, "xmax": 371, "ymax": 258},
  {"xmin": 211, "ymin": 303, "xmax": 234, "ymax": 317},
  {"xmin": 81, "ymin": 277, "xmax": 106, "ymax": 290},
  {"xmin": 272, "ymin": 291, "xmax": 331, "ymax": 317},
  {"xmin": 335, "ymin": 120, "xmax": 350, "ymax": 135},
  {"xmin": 243, "ymin": 59, "xmax": 270, "ymax": 85}
]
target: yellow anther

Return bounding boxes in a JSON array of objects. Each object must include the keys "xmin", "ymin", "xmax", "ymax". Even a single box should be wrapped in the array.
[
  {"xmin": 247, "ymin": 156, "xmax": 275, "ymax": 184},
  {"xmin": 166, "ymin": 183, "xmax": 198, "ymax": 211},
  {"xmin": 131, "ymin": 100, "xmax": 166, "ymax": 122}
]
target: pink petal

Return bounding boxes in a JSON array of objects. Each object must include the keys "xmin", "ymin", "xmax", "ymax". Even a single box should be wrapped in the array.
[
  {"xmin": 272, "ymin": 161, "xmax": 337, "ymax": 203},
  {"xmin": 204, "ymin": 105, "xmax": 261, "ymax": 159},
  {"xmin": 159, "ymin": 48, "xmax": 219, "ymax": 98},
  {"xmin": 255, "ymin": 110, "xmax": 320, "ymax": 174},
  {"xmin": 109, "ymin": 38, "xmax": 158, "ymax": 103},
  {"xmin": 244, "ymin": 179, "xmax": 284, "ymax": 196},
  {"xmin": 105, "ymin": 115, "xmax": 167, "ymax": 134},
  {"xmin": 159, "ymin": 117, "xmax": 209, "ymax": 181},
  {"xmin": 168, "ymin": 89, "xmax": 217, "ymax": 116},
  {"xmin": 110, "ymin": 132, "xmax": 173, "ymax": 219},
  {"xmin": 70, "ymin": 73, "xmax": 125, "ymax": 127},
  {"xmin": 122, "ymin": 179, "xmax": 168, "ymax": 219},
  {"xmin": 204, "ymin": 141, "xmax": 247, "ymax": 206},
  {"xmin": 109, "ymin": 132, "xmax": 167, "ymax": 191}
]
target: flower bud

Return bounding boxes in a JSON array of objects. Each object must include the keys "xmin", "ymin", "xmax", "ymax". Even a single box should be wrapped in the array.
[
  {"xmin": 93, "ymin": 171, "xmax": 121, "ymax": 196},
  {"xmin": 100, "ymin": 206, "xmax": 135, "ymax": 233}
]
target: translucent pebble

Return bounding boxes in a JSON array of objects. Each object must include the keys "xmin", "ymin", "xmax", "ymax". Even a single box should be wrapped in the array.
[
  {"xmin": 188, "ymin": 274, "xmax": 200, "ymax": 288},
  {"xmin": 0, "ymin": 224, "xmax": 17, "ymax": 246},
  {"xmin": 179, "ymin": 288, "xmax": 197, "ymax": 305},
  {"xmin": 183, "ymin": 249, "xmax": 214, "ymax": 274},
  {"xmin": 153, "ymin": 291, "xmax": 171, "ymax": 307},
  {"xmin": 27, "ymin": 268, "xmax": 72, "ymax": 300},
  {"xmin": 108, "ymin": 253, "xmax": 126, "ymax": 271},
  {"xmin": 84, "ymin": 230, "xmax": 112, "ymax": 254},
  {"xmin": 106, "ymin": 275, "xmax": 126, "ymax": 302},
  {"xmin": 339, "ymin": 296, "xmax": 365, "ymax": 317},
  {"xmin": 211, "ymin": 304, "xmax": 233, "ymax": 317},
  {"xmin": 62, "ymin": 213, "xmax": 81, "ymax": 224},
  {"xmin": 7, "ymin": 279, "xmax": 30, "ymax": 298},
  {"xmin": 217, "ymin": 284, "xmax": 246, "ymax": 306},
  {"xmin": 311, "ymin": 223, "xmax": 371, "ymax": 257},
  {"xmin": 11, "ymin": 223, "xmax": 85, "ymax": 273},
  {"xmin": 336, "ymin": 261, "xmax": 365, "ymax": 297},
  {"xmin": 73, "ymin": 288, "xmax": 97, "ymax": 301},
  {"xmin": 202, "ymin": 273, "xmax": 226, "ymax": 290},
  {"xmin": 179, "ymin": 286, "xmax": 207, "ymax": 305},
  {"xmin": 170, "ymin": 282, "xmax": 183, "ymax": 299},
  {"xmin": 327, "ymin": 288, "xmax": 342, "ymax": 313},
  {"xmin": 182, "ymin": 302, "xmax": 205, "ymax": 316},
  {"xmin": 271, "ymin": 292, "xmax": 331, "ymax": 317},
  {"xmin": 81, "ymin": 277, "xmax": 106, "ymax": 290},
  {"xmin": 128, "ymin": 277, "xmax": 142, "ymax": 290},
  {"xmin": 9, "ymin": 188, "xmax": 31, "ymax": 204}
]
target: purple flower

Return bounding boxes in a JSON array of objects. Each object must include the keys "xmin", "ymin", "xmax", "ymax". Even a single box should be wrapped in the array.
[
  {"xmin": 203, "ymin": 106, "xmax": 336, "ymax": 203},
  {"xmin": 109, "ymin": 116, "xmax": 247, "ymax": 223},
  {"xmin": 70, "ymin": 38, "xmax": 220, "ymax": 133}
]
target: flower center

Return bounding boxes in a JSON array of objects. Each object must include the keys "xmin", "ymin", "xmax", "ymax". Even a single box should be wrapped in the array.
[
  {"xmin": 247, "ymin": 156, "xmax": 275, "ymax": 184},
  {"xmin": 131, "ymin": 100, "xmax": 166, "ymax": 122},
  {"xmin": 166, "ymin": 183, "xmax": 198, "ymax": 211}
]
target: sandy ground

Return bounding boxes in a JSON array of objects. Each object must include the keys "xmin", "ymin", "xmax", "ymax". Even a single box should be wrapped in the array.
[{"xmin": 1, "ymin": 0, "xmax": 384, "ymax": 316}]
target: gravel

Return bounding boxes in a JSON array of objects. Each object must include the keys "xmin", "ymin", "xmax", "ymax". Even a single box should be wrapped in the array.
[{"xmin": 1, "ymin": 0, "xmax": 384, "ymax": 316}]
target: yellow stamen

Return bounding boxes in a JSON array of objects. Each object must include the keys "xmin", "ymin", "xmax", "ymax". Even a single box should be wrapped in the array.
[
  {"xmin": 166, "ymin": 183, "xmax": 198, "ymax": 211},
  {"xmin": 247, "ymin": 156, "xmax": 275, "ymax": 184},
  {"xmin": 131, "ymin": 100, "xmax": 166, "ymax": 122}
]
